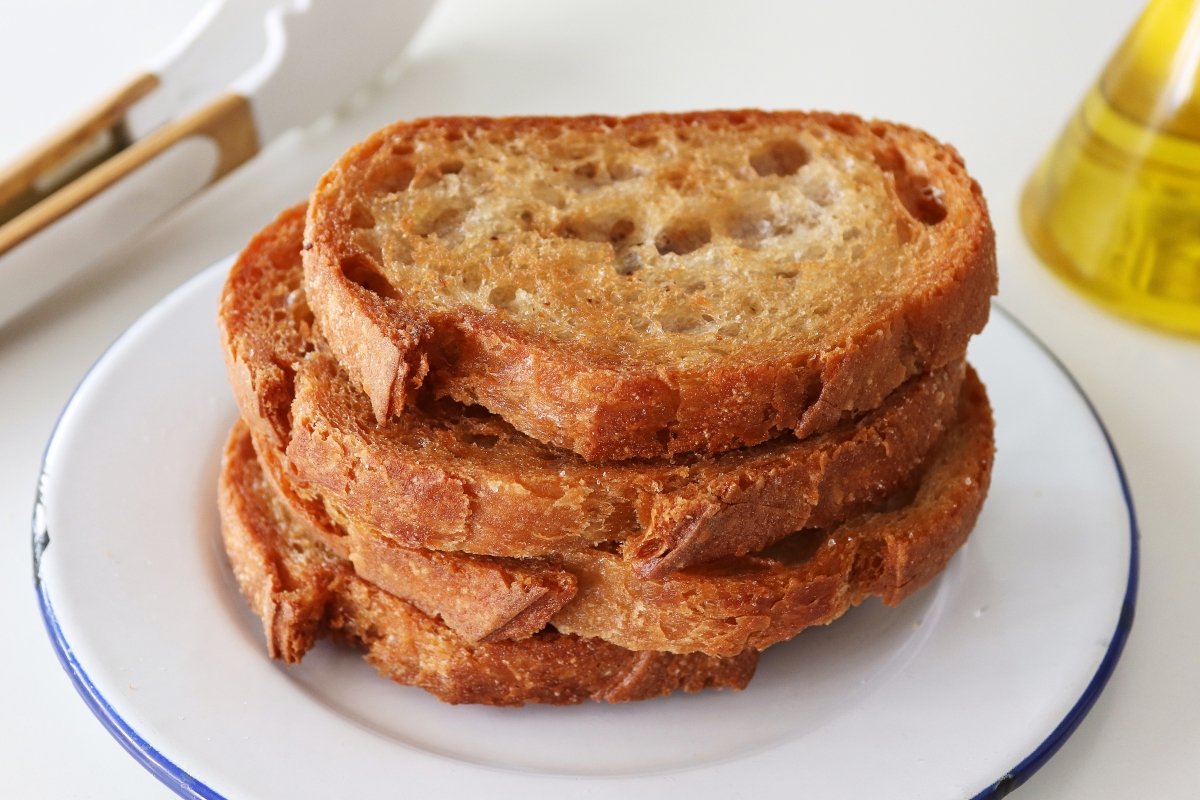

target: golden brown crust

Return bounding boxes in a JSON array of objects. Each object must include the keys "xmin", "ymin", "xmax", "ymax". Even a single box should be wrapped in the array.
[
  {"xmin": 289, "ymin": 353, "xmax": 962, "ymax": 568},
  {"xmin": 303, "ymin": 110, "xmax": 996, "ymax": 461},
  {"xmin": 346, "ymin": 526, "xmax": 576, "ymax": 643},
  {"xmin": 218, "ymin": 203, "xmax": 312, "ymax": 453},
  {"xmin": 248, "ymin": 425, "xmax": 577, "ymax": 643},
  {"xmin": 219, "ymin": 423, "xmax": 758, "ymax": 705},
  {"xmin": 218, "ymin": 423, "xmax": 340, "ymax": 664},
  {"xmin": 626, "ymin": 360, "xmax": 965, "ymax": 577},
  {"xmin": 222, "ymin": 205, "xmax": 961, "ymax": 572},
  {"xmin": 549, "ymin": 368, "xmax": 995, "ymax": 655},
  {"xmin": 221, "ymin": 230, "xmax": 579, "ymax": 643},
  {"xmin": 229, "ymin": 365, "xmax": 992, "ymax": 660}
]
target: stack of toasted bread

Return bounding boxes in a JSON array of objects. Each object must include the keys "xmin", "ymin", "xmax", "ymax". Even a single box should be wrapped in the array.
[{"xmin": 217, "ymin": 110, "xmax": 997, "ymax": 706}]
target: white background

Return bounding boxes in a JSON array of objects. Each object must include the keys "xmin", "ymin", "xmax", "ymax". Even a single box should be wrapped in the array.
[{"xmin": 1, "ymin": 0, "xmax": 1197, "ymax": 797}]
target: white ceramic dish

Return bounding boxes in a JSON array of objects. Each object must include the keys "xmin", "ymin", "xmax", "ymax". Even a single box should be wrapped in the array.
[{"xmin": 34, "ymin": 259, "xmax": 1136, "ymax": 799}]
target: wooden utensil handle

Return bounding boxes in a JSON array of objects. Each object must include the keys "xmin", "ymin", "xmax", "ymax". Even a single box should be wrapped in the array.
[
  {"xmin": 0, "ymin": 92, "xmax": 260, "ymax": 257},
  {"xmin": 0, "ymin": 73, "xmax": 160, "ymax": 214}
]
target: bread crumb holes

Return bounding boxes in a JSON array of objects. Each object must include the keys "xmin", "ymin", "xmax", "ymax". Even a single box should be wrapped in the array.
[
  {"xmin": 750, "ymin": 140, "xmax": 810, "ymax": 177},
  {"xmin": 655, "ymin": 219, "xmax": 711, "ymax": 256}
]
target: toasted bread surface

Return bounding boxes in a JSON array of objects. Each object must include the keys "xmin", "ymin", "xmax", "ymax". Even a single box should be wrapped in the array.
[
  {"xmin": 219, "ymin": 423, "xmax": 758, "ymax": 705},
  {"xmin": 221, "ymin": 204, "xmax": 961, "ymax": 572},
  {"xmin": 304, "ymin": 110, "xmax": 996, "ymax": 460}
]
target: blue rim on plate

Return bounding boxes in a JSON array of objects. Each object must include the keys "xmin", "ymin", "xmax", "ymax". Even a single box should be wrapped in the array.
[
  {"xmin": 970, "ymin": 307, "xmax": 1139, "ymax": 799},
  {"xmin": 34, "ymin": 576, "xmax": 221, "ymax": 799},
  {"xmin": 30, "ymin": 300, "xmax": 1138, "ymax": 800},
  {"xmin": 31, "ymin": 265, "xmax": 223, "ymax": 799}
]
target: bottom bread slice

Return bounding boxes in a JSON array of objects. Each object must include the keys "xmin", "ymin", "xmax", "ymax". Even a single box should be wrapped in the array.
[{"xmin": 219, "ymin": 422, "xmax": 758, "ymax": 705}]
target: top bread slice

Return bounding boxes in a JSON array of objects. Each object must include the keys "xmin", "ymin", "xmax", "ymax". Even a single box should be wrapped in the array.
[{"xmin": 303, "ymin": 110, "xmax": 996, "ymax": 461}]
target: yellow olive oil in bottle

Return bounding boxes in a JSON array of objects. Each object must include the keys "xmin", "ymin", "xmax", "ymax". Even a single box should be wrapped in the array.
[{"xmin": 1022, "ymin": 0, "xmax": 1200, "ymax": 335}]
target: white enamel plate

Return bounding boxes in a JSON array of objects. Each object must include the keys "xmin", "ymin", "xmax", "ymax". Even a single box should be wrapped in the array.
[{"xmin": 34, "ymin": 260, "xmax": 1136, "ymax": 799}]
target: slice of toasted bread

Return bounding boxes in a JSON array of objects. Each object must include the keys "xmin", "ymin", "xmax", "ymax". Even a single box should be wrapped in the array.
[
  {"xmin": 219, "ymin": 422, "xmax": 758, "ymax": 705},
  {"xmin": 221, "ymin": 205, "xmax": 961, "ymax": 574},
  {"xmin": 303, "ymin": 110, "xmax": 996, "ymax": 461}
]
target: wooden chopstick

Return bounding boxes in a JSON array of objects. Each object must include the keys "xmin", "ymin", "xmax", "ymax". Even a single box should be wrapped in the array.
[
  {"xmin": 0, "ymin": 74, "xmax": 160, "ymax": 222},
  {"xmin": 0, "ymin": 88, "xmax": 260, "ymax": 258}
]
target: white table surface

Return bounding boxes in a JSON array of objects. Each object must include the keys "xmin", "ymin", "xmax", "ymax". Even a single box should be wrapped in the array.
[{"xmin": 2, "ymin": 1, "xmax": 1197, "ymax": 797}]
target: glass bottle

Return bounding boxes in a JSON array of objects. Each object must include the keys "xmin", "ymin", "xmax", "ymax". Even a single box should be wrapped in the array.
[{"xmin": 1022, "ymin": 0, "xmax": 1200, "ymax": 335}]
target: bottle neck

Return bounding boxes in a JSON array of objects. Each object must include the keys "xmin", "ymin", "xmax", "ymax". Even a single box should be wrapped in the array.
[{"xmin": 1102, "ymin": 0, "xmax": 1200, "ymax": 138}]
